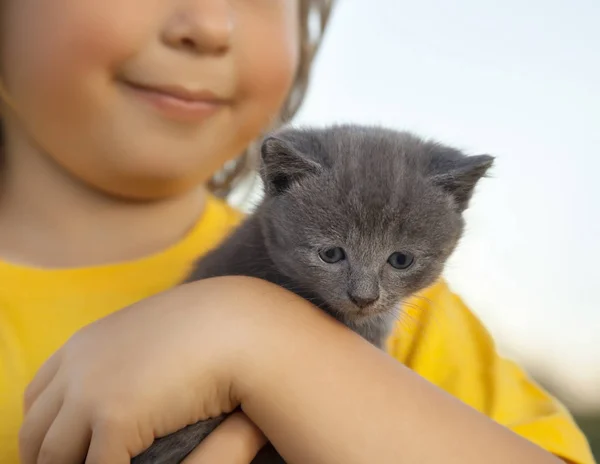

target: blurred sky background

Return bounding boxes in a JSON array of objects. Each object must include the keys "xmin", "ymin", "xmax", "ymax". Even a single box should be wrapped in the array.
[{"xmin": 269, "ymin": 0, "xmax": 599, "ymax": 408}]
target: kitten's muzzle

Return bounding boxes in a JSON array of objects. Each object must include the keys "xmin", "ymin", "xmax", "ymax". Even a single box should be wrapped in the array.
[{"xmin": 347, "ymin": 291, "xmax": 380, "ymax": 309}]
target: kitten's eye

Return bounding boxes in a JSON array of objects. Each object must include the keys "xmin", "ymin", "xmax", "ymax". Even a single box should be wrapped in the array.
[
  {"xmin": 388, "ymin": 252, "xmax": 415, "ymax": 270},
  {"xmin": 319, "ymin": 247, "xmax": 346, "ymax": 264}
]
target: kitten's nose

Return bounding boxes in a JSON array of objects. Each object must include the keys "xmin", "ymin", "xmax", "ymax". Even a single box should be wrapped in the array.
[{"xmin": 347, "ymin": 292, "xmax": 379, "ymax": 309}]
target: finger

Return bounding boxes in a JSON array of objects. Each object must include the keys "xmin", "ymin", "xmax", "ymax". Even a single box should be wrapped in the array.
[
  {"xmin": 37, "ymin": 401, "xmax": 92, "ymax": 464},
  {"xmin": 19, "ymin": 379, "xmax": 63, "ymax": 464},
  {"xmin": 23, "ymin": 350, "xmax": 62, "ymax": 414},
  {"xmin": 182, "ymin": 412, "xmax": 267, "ymax": 464},
  {"xmin": 85, "ymin": 420, "xmax": 133, "ymax": 464}
]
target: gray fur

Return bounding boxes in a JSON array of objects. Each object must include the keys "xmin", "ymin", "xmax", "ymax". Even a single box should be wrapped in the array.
[{"xmin": 132, "ymin": 124, "xmax": 494, "ymax": 464}]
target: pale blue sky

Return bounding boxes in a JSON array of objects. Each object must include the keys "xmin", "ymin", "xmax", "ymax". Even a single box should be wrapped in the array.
[{"xmin": 293, "ymin": 0, "xmax": 600, "ymax": 397}]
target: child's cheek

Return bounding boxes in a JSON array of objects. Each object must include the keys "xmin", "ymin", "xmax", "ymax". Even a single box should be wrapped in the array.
[
  {"xmin": 239, "ymin": 33, "xmax": 299, "ymax": 106},
  {"xmin": 233, "ymin": 7, "xmax": 300, "ymax": 139},
  {"xmin": 2, "ymin": 0, "xmax": 154, "ymax": 108}
]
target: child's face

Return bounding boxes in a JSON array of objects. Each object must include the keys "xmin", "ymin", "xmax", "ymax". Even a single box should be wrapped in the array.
[{"xmin": 1, "ymin": 0, "xmax": 299, "ymax": 198}]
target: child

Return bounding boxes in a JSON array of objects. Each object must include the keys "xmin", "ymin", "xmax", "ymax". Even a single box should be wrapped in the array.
[{"xmin": 0, "ymin": 1, "xmax": 593, "ymax": 463}]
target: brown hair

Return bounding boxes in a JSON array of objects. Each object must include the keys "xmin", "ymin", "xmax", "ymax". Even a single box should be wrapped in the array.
[{"xmin": 207, "ymin": 0, "xmax": 335, "ymax": 198}]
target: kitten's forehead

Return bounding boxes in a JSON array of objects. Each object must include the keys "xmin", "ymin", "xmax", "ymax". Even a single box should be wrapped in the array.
[
  {"xmin": 268, "ymin": 124, "xmax": 480, "ymax": 255},
  {"xmin": 315, "ymin": 126, "xmax": 436, "ymax": 212},
  {"xmin": 282, "ymin": 125, "xmax": 459, "ymax": 246}
]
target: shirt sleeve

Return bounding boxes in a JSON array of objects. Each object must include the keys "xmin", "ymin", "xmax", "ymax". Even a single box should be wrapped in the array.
[{"xmin": 386, "ymin": 280, "xmax": 595, "ymax": 464}]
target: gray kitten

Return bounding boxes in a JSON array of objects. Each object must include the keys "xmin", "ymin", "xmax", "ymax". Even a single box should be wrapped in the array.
[{"xmin": 132, "ymin": 124, "xmax": 494, "ymax": 464}]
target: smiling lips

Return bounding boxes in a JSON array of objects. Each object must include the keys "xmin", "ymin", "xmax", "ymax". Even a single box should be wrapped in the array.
[{"xmin": 122, "ymin": 81, "xmax": 227, "ymax": 123}]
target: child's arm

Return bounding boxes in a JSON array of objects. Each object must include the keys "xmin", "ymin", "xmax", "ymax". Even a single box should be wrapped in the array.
[
  {"xmin": 180, "ymin": 412, "xmax": 267, "ymax": 464},
  {"xmin": 19, "ymin": 276, "xmax": 587, "ymax": 464},
  {"xmin": 229, "ymin": 280, "xmax": 566, "ymax": 464},
  {"xmin": 179, "ymin": 280, "xmax": 595, "ymax": 464}
]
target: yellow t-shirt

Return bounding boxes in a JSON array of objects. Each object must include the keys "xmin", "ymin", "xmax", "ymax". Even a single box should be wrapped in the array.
[{"xmin": 0, "ymin": 195, "xmax": 594, "ymax": 464}]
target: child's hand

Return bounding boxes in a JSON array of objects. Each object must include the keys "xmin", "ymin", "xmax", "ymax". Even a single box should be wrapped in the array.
[
  {"xmin": 18, "ymin": 277, "xmax": 270, "ymax": 464},
  {"xmin": 181, "ymin": 412, "xmax": 267, "ymax": 464}
]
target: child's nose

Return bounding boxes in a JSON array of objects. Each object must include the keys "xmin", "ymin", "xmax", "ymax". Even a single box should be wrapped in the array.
[{"xmin": 161, "ymin": 0, "xmax": 233, "ymax": 55}]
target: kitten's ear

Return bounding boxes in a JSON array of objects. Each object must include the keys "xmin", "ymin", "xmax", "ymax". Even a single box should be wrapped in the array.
[
  {"xmin": 260, "ymin": 135, "xmax": 322, "ymax": 195},
  {"xmin": 431, "ymin": 154, "xmax": 494, "ymax": 211}
]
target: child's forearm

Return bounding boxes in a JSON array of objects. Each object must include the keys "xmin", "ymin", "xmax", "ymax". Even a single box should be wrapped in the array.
[{"xmin": 234, "ymin": 279, "xmax": 563, "ymax": 464}]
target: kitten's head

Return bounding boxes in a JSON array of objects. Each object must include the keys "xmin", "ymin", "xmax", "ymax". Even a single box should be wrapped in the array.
[{"xmin": 258, "ymin": 125, "xmax": 493, "ymax": 327}]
